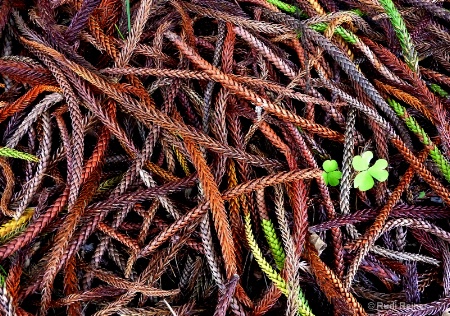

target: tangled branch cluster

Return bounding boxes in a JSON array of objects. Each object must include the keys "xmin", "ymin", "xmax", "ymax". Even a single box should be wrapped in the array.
[{"xmin": 0, "ymin": 0, "xmax": 449, "ymax": 315}]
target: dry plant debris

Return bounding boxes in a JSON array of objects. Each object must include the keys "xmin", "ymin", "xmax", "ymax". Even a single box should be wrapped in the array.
[{"xmin": 0, "ymin": 0, "xmax": 450, "ymax": 315}]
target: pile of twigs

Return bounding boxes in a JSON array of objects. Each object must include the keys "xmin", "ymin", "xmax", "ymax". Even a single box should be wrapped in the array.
[{"xmin": 0, "ymin": 0, "xmax": 449, "ymax": 315}]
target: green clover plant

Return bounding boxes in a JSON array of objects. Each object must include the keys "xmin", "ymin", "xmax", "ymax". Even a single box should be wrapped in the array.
[
  {"xmin": 322, "ymin": 160, "xmax": 342, "ymax": 186},
  {"xmin": 352, "ymin": 151, "xmax": 388, "ymax": 191}
]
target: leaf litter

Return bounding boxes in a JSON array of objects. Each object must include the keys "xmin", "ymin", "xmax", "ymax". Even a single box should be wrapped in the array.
[{"xmin": 0, "ymin": 0, "xmax": 449, "ymax": 315}]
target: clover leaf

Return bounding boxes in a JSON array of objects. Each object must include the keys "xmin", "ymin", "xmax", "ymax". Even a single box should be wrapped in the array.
[
  {"xmin": 368, "ymin": 159, "xmax": 389, "ymax": 182},
  {"xmin": 352, "ymin": 151, "xmax": 388, "ymax": 191},
  {"xmin": 353, "ymin": 171, "xmax": 374, "ymax": 191},
  {"xmin": 352, "ymin": 151, "xmax": 373, "ymax": 171},
  {"xmin": 322, "ymin": 159, "xmax": 342, "ymax": 186}
]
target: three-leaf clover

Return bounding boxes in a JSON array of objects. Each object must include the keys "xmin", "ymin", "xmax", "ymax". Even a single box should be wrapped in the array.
[
  {"xmin": 322, "ymin": 160, "xmax": 342, "ymax": 186},
  {"xmin": 352, "ymin": 151, "xmax": 388, "ymax": 191}
]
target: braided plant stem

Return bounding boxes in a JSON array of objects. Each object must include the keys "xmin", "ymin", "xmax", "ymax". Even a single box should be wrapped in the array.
[
  {"xmin": 378, "ymin": 0, "xmax": 419, "ymax": 73},
  {"xmin": 388, "ymin": 98, "xmax": 450, "ymax": 182},
  {"xmin": 303, "ymin": 28, "xmax": 413, "ymax": 148},
  {"xmin": 0, "ymin": 158, "xmax": 15, "ymax": 218},
  {"xmin": 304, "ymin": 240, "xmax": 368, "ymax": 316},
  {"xmin": 339, "ymin": 107, "xmax": 358, "ymax": 238},
  {"xmin": 14, "ymin": 112, "xmax": 52, "ymax": 219},
  {"xmin": 273, "ymin": 184, "xmax": 302, "ymax": 315},
  {"xmin": 244, "ymin": 213, "xmax": 314, "ymax": 316},
  {"xmin": 0, "ymin": 147, "xmax": 38, "ymax": 162},
  {"xmin": 344, "ymin": 147, "xmax": 430, "ymax": 290},
  {"xmin": 320, "ymin": 76, "xmax": 450, "ymax": 205},
  {"xmin": 203, "ymin": 21, "xmax": 226, "ymax": 133}
]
